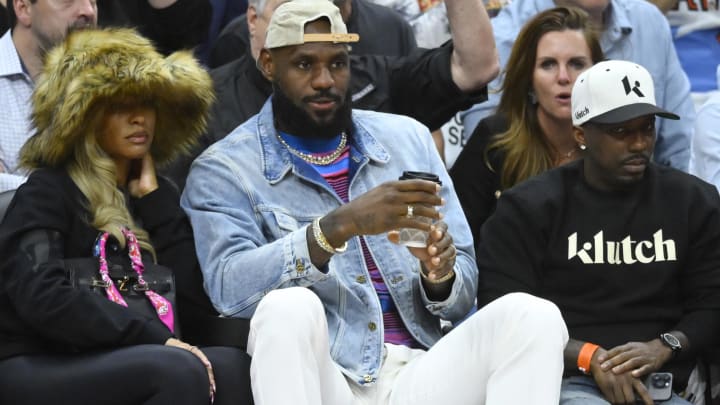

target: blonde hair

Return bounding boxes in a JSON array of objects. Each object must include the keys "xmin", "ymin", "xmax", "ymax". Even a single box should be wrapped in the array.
[
  {"xmin": 66, "ymin": 105, "xmax": 156, "ymax": 259},
  {"xmin": 487, "ymin": 7, "xmax": 604, "ymax": 189}
]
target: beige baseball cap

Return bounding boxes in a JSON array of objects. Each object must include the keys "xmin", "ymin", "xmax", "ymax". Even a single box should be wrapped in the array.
[{"xmin": 264, "ymin": 0, "xmax": 360, "ymax": 49}]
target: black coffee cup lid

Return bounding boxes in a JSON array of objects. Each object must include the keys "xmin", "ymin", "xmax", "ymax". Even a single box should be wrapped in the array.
[{"xmin": 399, "ymin": 171, "xmax": 442, "ymax": 185}]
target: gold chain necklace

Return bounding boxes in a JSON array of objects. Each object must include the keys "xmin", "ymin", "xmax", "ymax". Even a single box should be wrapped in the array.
[
  {"xmin": 277, "ymin": 132, "xmax": 347, "ymax": 166},
  {"xmin": 552, "ymin": 146, "xmax": 580, "ymax": 166}
]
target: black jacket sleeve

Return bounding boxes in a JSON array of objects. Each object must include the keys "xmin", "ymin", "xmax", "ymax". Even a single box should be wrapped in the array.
[
  {"xmin": 0, "ymin": 171, "xmax": 173, "ymax": 350},
  {"xmin": 449, "ymin": 115, "xmax": 506, "ymax": 246},
  {"xmin": 349, "ymin": 42, "xmax": 487, "ymax": 132},
  {"xmin": 387, "ymin": 41, "xmax": 488, "ymax": 131}
]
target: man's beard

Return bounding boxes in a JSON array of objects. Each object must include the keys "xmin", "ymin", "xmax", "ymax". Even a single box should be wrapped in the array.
[
  {"xmin": 271, "ymin": 82, "xmax": 353, "ymax": 139},
  {"xmin": 36, "ymin": 20, "xmax": 95, "ymax": 56}
]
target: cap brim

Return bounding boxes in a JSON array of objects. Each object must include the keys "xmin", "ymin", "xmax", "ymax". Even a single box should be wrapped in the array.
[
  {"xmin": 303, "ymin": 33, "xmax": 360, "ymax": 44},
  {"xmin": 589, "ymin": 103, "xmax": 680, "ymax": 125}
]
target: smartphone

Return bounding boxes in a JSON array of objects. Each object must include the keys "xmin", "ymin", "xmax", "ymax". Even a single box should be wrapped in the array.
[{"xmin": 637, "ymin": 372, "xmax": 673, "ymax": 403}]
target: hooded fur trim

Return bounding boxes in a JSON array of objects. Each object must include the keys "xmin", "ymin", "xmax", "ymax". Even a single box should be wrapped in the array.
[{"xmin": 21, "ymin": 28, "xmax": 214, "ymax": 168}]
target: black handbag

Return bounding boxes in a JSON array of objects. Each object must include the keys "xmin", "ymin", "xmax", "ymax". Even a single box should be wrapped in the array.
[{"xmin": 64, "ymin": 228, "xmax": 179, "ymax": 335}]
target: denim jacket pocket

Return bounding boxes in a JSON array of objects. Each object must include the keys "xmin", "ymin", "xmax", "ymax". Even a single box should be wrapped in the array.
[
  {"xmin": 257, "ymin": 208, "xmax": 304, "ymax": 240},
  {"xmin": 273, "ymin": 210, "xmax": 299, "ymax": 232}
]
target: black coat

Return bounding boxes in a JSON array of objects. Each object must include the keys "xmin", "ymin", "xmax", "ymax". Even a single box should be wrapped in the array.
[{"xmin": 0, "ymin": 168, "xmax": 215, "ymax": 360}]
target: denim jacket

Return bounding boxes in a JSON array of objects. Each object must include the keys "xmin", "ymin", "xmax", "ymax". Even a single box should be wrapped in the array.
[{"xmin": 181, "ymin": 100, "xmax": 477, "ymax": 384}]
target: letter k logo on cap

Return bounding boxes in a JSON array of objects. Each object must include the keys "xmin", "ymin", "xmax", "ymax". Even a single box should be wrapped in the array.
[{"xmin": 622, "ymin": 76, "xmax": 644, "ymax": 98}]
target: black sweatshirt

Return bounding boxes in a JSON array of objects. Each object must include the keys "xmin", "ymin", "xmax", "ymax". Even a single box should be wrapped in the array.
[
  {"xmin": 477, "ymin": 160, "xmax": 720, "ymax": 381},
  {"xmin": 0, "ymin": 168, "xmax": 214, "ymax": 360}
]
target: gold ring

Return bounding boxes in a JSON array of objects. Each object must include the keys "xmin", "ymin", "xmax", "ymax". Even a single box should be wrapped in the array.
[{"xmin": 406, "ymin": 205, "xmax": 414, "ymax": 218}]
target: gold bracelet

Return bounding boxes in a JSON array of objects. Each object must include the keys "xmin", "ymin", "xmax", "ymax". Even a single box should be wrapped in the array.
[
  {"xmin": 312, "ymin": 217, "xmax": 348, "ymax": 254},
  {"xmin": 420, "ymin": 268, "xmax": 455, "ymax": 284}
]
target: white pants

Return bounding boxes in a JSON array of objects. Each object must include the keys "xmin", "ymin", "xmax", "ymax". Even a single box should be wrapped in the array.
[{"xmin": 247, "ymin": 288, "xmax": 568, "ymax": 405}]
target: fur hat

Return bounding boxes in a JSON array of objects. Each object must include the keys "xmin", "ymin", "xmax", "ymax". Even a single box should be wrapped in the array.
[{"xmin": 21, "ymin": 27, "xmax": 214, "ymax": 168}]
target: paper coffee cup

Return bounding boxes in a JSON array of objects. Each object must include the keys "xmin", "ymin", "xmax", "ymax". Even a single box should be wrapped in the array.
[{"xmin": 397, "ymin": 171, "xmax": 441, "ymax": 248}]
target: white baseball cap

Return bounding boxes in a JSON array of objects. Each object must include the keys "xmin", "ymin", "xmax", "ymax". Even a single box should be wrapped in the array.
[
  {"xmin": 264, "ymin": 0, "xmax": 360, "ymax": 49},
  {"xmin": 571, "ymin": 60, "xmax": 679, "ymax": 126}
]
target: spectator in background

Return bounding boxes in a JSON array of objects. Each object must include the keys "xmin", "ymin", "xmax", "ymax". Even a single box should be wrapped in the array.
[
  {"xmin": 0, "ymin": 0, "xmax": 97, "ymax": 192},
  {"xmin": 196, "ymin": 0, "xmax": 247, "ymax": 64},
  {"xmin": 208, "ymin": 0, "xmax": 416, "ymax": 68},
  {"xmin": 484, "ymin": 0, "xmax": 509, "ymax": 16},
  {"xmin": 182, "ymin": 2, "xmax": 568, "ymax": 403},
  {"xmin": 439, "ymin": 0, "xmax": 509, "ymax": 167},
  {"xmin": 648, "ymin": 0, "xmax": 677, "ymax": 13},
  {"xmin": 96, "ymin": 0, "xmax": 211, "ymax": 56},
  {"xmin": 164, "ymin": 0, "xmax": 497, "ymax": 189},
  {"xmin": 369, "ymin": 0, "xmax": 450, "ymax": 48},
  {"xmin": 459, "ymin": 0, "xmax": 696, "ymax": 172},
  {"xmin": 655, "ymin": 0, "xmax": 720, "ymax": 108},
  {"xmin": 477, "ymin": 60, "xmax": 720, "ymax": 405},
  {"xmin": 691, "ymin": 64, "xmax": 720, "ymax": 190},
  {"xmin": 450, "ymin": 7, "xmax": 604, "ymax": 246}
]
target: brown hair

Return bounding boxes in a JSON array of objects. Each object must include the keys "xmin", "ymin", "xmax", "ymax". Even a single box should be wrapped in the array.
[{"xmin": 488, "ymin": 7, "xmax": 604, "ymax": 189}]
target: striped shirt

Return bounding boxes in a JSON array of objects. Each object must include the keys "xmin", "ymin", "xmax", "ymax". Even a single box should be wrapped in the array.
[{"xmin": 279, "ymin": 131, "xmax": 419, "ymax": 347}]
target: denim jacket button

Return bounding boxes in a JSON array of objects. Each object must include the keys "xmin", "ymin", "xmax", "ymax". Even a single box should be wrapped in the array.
[
  {"xmin": 363, "ymin": 375, "xmax": 373, "ymax": 383},
  {"xmin": 356, "ymin": 275, "xmax": 367, "ymax": 283},
  {"xmin": 295, "ymin": 259, "xmax": 305, "ymax": 273},
  {"xmin": 368, "ymin": 322, "xmax": 377, "ymax": 331}
]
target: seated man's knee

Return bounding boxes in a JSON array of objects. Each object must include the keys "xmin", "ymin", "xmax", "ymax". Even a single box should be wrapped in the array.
[
  {"xmin": 513, "ymin": 293, "xmax": 567, "ymax": 344},
  {"xmin": 478, "ymin": 292, "xmax": 568, "ymax": 343},
  {"xmin": 252, "ymin": 287, "xmax": 325, "ymax": 330},
  {"xmin": 497, "ymin": 292, "xmax": 562, "ymax": 320}
]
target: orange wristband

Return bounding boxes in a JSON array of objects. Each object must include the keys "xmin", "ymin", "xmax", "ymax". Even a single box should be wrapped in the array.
[{"xmin": 577, "ymin": 343, "xmax": 600, "ymax": 375}]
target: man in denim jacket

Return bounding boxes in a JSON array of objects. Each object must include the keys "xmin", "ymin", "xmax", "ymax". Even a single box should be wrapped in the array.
[{"xmin": 182, "ymin": 1, "xmax": 568, "ymax": 403}]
